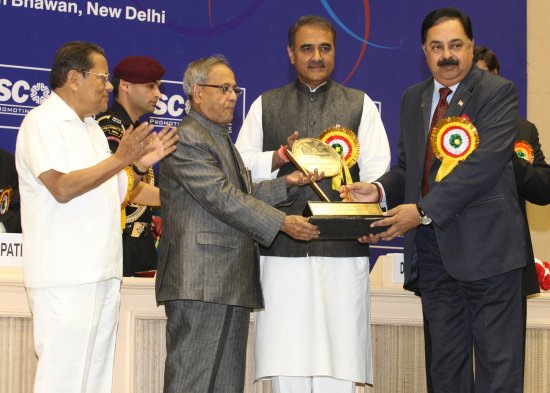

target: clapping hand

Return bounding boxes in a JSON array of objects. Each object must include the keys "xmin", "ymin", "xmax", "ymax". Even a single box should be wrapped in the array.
[
  {"xmin": 115, "ymin": 122, "xmax": 157, "ymax": 164},
  {"xmin": 136, "ymin": 125, "xmax": 178, "ymax": 168}
]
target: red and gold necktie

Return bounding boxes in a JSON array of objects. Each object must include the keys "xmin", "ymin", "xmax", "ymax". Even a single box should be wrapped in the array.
[{"xmin": 422, "ymin": 87, "xmax": 452, "ymax": 196}]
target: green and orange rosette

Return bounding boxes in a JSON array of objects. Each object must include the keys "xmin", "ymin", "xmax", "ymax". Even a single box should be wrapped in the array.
[
  {"xmin": 319, "ymin": 125, "xmax": 360, "ymax": 190},
  {"xmin": 431, "ymin": 116, "xmax": 479, "ymax": 182},
  {"xmin": 0, "ymin": 187, "xmax": 12, "ymax": 215},
  {"xmin": 319, "ymin": 125, "xmax": 360, "ymax": 167},
  {"xmin": 514, "ymin": 140, "xmax": 534, "ymax": 164}
]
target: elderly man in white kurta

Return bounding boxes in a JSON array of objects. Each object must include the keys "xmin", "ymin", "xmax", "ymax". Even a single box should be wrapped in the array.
[
  {"xmin": 15, "ymin": 41, "xmax": 176, "ymax": 393},
  {"xmin": 235, "ymin": 15, "xmax": 390, "ymax": 393}
]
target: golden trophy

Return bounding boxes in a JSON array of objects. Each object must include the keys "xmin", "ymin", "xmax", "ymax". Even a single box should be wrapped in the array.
[{"xmin": 286, "ymin": 127, "xmax": 387, "ymax": 239}]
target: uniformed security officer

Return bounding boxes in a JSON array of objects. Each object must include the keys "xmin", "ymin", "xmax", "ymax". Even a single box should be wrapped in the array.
[{"xmin": 97, "ymin": 56, "xmax": 166, "ymax": 276}]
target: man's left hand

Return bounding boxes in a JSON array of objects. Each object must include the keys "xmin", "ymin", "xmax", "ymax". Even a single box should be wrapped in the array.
[
  {"xmin": 137, "ymin": 125, "xmax": 178, "ymax": 168},
  {"xmin": 286, "ymin": 169, "xmax": 324, "ymax": 187}
]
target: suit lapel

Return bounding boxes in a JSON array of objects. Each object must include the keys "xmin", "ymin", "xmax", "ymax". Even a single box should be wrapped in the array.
[
  {"xmin": 190, "ymin": 110, "xmax": 252, "ymax": 194},
  {"xmin": 446, "ymin": 67, "xmax": 479, "ymax": 118}
]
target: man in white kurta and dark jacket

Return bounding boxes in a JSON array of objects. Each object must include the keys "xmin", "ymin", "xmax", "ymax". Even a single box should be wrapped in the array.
[{"xmin": 235, "ymin": 15, "xmax": 391, "ymax": 393}]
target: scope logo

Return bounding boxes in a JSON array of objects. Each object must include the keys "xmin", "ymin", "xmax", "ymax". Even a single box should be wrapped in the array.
[
  {"xmin": 0, "ymin": 79, "xmax": 50, "ymax": 105},
  {"xmin": 0, "ymin": 65, "xmax": 53, "ymax": 130},
  {"xmin": 0, "ymin": 65, "xmax": 246, "ymax": 138},
  {"xmin": 148, "ymin": 80, "xmax": 187, "ymax": 129}
]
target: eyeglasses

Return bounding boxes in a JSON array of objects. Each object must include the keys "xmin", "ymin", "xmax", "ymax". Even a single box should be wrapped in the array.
[
  {"xmin": 198, "ymin": 84, "xmax": 243, "ymax": 96},
  {"xmin": 83, "ymin": 71, "xmax": 110, "ymax": 84}
]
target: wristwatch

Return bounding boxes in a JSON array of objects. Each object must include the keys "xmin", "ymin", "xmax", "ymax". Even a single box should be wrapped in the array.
[{"xmin": 416, "ymin": 203, "xmax": 432, "ymax": 225}]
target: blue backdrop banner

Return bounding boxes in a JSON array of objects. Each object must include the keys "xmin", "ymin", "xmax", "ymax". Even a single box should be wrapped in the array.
[{"xmin": 0, "ymin": 0, "xmax": 527, "ymax": 260}]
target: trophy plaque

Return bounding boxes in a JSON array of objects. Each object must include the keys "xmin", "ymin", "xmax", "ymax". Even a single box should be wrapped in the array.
[
  {"xmin": 286, "ymin": 138, "xmax": 388, "ymax": 239},
  {"xmin": 304, "ymin": 201, "xmax": 387, "ymax": 239}
]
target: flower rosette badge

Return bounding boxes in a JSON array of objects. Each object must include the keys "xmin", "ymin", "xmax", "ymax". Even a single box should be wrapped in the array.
[
  {"xmin": 319, "ymin": 125, "xmax": 359, "ymax": 190},
  {"xmin": 430, "ymin": 116, "xmax": 479, "ymax": 182},
  {"xmin": 514, "ymin": 140, "xmax": 535, "ymax": 164},
  {"xmin": 534, "ymin": 258, "xmax": 550, "ymax": 291},
  {"xmin": 0, "ymin": 187, "xmax": 12, "ymax": 215}
]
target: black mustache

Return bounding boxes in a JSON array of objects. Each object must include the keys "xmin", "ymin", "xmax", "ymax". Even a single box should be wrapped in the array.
[
  {"xmin": 438, "ymin": 58, "xmax": 459, "ymax": 67},
  {"xmin": 308, "ymin": 61, "xmax": 325, "ymax": 68}
]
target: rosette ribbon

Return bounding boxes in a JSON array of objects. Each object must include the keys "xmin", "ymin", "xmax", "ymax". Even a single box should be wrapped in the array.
[
  {"xmin": 0, "ymin": 187, "xmax": 12, "ymax": 215},
  {"xmin": 431, "ymin": 116, "xmax": 479, "ymax": 182},
  {"xmin": 319, "ymin": 125, "xmax": 359, "ymax": 190},
  {"xmin": 514, "ymin": 140, "xmax": 534, "ymax": 164}
]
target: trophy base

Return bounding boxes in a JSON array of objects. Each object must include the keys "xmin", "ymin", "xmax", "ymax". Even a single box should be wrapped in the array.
[{"xmin": 304, "ymin": 201, "xmax": 388, "ymax": 240}]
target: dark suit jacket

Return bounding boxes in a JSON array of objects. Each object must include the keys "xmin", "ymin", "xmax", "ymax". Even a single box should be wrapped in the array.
[
  {"xmin": 514, "ymin": 118, "xmax": 550, "ymax": 295},
  {"xmin": 155, "ymin": 110, "xmax": 289, "ymax": 309},
  {"xmin": 379, "ymin": 66, "xmax": 526, "ymax": 290}
]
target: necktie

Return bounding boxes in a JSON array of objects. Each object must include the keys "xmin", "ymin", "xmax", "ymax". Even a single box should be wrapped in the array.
[{"xmin": 422, "ymin": 87, "xmax": 452, "ymax": 196}]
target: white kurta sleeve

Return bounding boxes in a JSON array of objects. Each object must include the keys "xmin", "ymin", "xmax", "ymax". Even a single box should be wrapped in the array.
[
  {"xmin": 235, "ymin": 96, "xmax": 279, "ymax": 181},
  {"xmin": 357, "ymin": 94, "xmax": 391, "ymax": 182},
  {"xmin": 117, "ymin": 169, "xmax": 128, "ymax": 205}
]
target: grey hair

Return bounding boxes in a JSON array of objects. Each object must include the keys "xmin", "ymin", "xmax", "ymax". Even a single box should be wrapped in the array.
[{"xmin": 182, "ymin": 55, "xmax": 230, "ymax": 100}]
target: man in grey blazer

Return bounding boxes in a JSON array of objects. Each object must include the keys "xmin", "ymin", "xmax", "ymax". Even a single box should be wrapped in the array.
[
  {"xmin": 156, "ymin": 55, "xmax": 321, "ymax": 393},
  {"xmin": 342, "ymin": 8, "xmax": 526, "ymax": 393}
]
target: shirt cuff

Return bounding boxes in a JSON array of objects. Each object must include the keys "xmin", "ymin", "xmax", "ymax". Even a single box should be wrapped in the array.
[{"xmin": 373, "ymin": 181, "xmax": 387, "ymax": 209}]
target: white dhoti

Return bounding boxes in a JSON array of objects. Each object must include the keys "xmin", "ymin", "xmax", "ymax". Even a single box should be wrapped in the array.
[
  {"xmin": 27, "ymin": 278, "xmax": 121, "ymax": 393},
  {"xmin": 254, "ymin": 255, "xmax": 372, "ymax": 384}
]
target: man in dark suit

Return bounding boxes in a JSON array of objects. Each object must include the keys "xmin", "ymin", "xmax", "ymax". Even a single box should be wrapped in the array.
[
  {"xmin": 423, "ymin": 117, "xmax": 550, "ymax": 393},
  {"xmin": 416, "ymin": 47, "xmax": 550, "ymax": 393},
  {"xmin": 342, "ymin": 8, "xmax": 526, "ymax": 393},
  {"xmin": 155, "ymin": 55, "xmax": 321, "ymax": 393},
  {"xmin": 514, "ymin": 119, "xmax": 550, "ymax": 282}
]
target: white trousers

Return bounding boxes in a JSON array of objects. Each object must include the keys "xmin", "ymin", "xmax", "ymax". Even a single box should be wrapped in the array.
[
  {"xmin": 27, "ymin": 278, "xmax": 121, "ymax": 393},
  {"xmin": 271, "ymin": 376, "xmax": 355, "ymax": 393}
]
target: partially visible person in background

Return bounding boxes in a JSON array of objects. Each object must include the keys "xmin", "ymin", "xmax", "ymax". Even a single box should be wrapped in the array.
[
  {"xmin": 473, "ymin": 46, "xmax": 499, "ymax": 75},
  {"xmin": 474, "ymin": 45, "xmax": 550, "ymax": 298},
  {"xmin": 97, "ymin": 55, "xmax": 171, "ymax": 276},
  {"xmin": 0, "ymin": 148, "xmax": 21, "ymax": 233}
]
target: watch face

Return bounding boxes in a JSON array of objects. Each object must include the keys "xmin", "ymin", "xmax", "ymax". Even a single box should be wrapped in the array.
[{"xmin": 421, "ymin": 216, "xmax": 432, "ymax": 225}]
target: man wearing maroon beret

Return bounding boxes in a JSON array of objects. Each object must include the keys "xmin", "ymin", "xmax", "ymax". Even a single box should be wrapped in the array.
[{"xmin": 97, "ymin": 55, "xmax": 169, "ymax": 276}]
